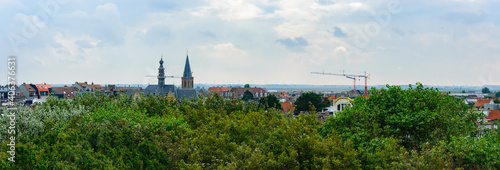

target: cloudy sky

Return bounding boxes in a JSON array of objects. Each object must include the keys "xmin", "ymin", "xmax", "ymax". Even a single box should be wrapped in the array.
[{"xmin": 1, "ymin": 0, "xmax": 499, "ymax": 86}]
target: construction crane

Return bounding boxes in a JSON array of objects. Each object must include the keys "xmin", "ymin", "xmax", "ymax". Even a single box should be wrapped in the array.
[
  {"xmin": 311, "ymin": 70, "xmax": 370, "ymax": 97},
  {"xmin": 345, "ymin": 76, "xmax": 357, "ymax": 91},
  {"xmin": 144, "ymin": 75, "xmax": 181, "ymax": 78}
]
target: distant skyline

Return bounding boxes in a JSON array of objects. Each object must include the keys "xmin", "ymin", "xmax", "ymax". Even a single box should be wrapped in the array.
[{"xmin": 1, "ymin": 0, "xmax": 500, "ymax": 86}]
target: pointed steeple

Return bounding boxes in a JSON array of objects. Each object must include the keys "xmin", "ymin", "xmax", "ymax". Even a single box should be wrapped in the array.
[
  {"xmin": 182, "ymin": 51, "xmax": 194, "ymax": 89},
  {"xmin": 183, "ymin": 52, "xmax": 192, "ymax": 78}
]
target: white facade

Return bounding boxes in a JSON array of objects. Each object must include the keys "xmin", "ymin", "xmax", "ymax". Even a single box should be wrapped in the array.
[
  {"xmin": 324, "ymin": 97, "xmax": 353, "ymax": 114},
  {"xmin": 332, "ymin": 97, "xmax": 353, "ymax": 112}
]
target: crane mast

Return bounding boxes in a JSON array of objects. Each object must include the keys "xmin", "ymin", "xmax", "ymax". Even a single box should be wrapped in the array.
[{"xmin": 311, "ymin": 71, "xmax": 370, "ymax": 97}]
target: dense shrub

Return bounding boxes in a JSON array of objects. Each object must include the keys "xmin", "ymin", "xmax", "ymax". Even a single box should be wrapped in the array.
[
  {"xmin": 0, "ymin": 84, "xmax": 498, "ymax": 169},
  {"xmin": 320, "ymin": 83, "xmax": 483, "ymax": 150}
]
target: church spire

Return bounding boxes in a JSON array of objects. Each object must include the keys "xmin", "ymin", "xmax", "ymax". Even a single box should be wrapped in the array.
[
  {"xmin": 182, "ymin": 51, "xmax": 193, "ymax": 89},
  {"xmin": 183, "ymin": 53, "xmax": 192, "ymax": 78}
]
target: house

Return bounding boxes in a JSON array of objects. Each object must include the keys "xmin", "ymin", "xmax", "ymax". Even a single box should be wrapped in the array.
[
  {"xmin": 230, "ymin": 87, "xmax": 269, "ymax": 99},
  {"xmin": 275, "ymin": 91, "xmax": 295, "ymax": 102},
  {"xmin": 72, "ymin": 82, "xmax": 104, "ymax": 93},
  {"xmin": 485, "ymin": 110, "xmax": 500, "ymax": 132},
  {"xmin": 0, "ymin": 85, "xmax": 8, "ymax": 102},
  {"xmin": 281, "ymin": 101, "xmax": 295, "ymax": 113},
  {"xmin": 33, "ymin": 84, "xmax": 52, "ymax": 99},
  {"xmin": 475, "ymin": 98, "xmax": 494, "ymax": 107},
  {"xmin": 464, "ymin": 98, "xmax": 477, "ymax": 105},
  {"xmin": 73, "ymin": 82, "xmax": 89, "ymax": 91},
  {"xmin": 52, "ymin": 86, "xmax": 77, "ymax": 99},
  {"xmin": 347, "ymin": 90, "xmax": 362, "ymax": 98},
  {"xmin": 19, "ymin": 83, "xmax": 38, "ymax": 99},
  {"xmin": 478, "ymin": 103, "xmax": 500, "ymax": 133},
  {"xmin": 85, "ymin": 83, "xmax": 104, "ymax": 92},
  {"xmin": 14, "ymin": 85, "xmax": 24, "ymax": 103},
  {"xmin": 208, "ymin": 87, "xmax": 231, "ymax": 97},
  {"xmin": 332, "ymin": 97, "xmax": 353, "ymax": 113},
  {"xmin": 323, "ymin": 95, "xmax": 338, "ymax": 113},
  {"xmin": 474, "ymin": 98, "xmax": 494, "ymax": 111}
]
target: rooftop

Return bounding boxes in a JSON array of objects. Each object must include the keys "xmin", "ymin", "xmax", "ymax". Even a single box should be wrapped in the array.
[{"xmin": 486, "ymin": 110, "xmax": 500, "ymax": 120}]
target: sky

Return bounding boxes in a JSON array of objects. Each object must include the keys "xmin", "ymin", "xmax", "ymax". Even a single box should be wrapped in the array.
[{"xmin": 1, "ymin": 0, "xmax": 499, "ymax": 86}]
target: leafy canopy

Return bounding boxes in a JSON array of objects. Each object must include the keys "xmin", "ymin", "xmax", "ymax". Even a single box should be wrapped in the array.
[
  {"xmin": 482, "ymin": 87, "xmax": 491, "ymax": 93},
  {"xmin": 258, "ymin": 94, "xmax": 282, "ymax": 110},
  {"xmin": 294, "ymin": 92, "xmax": 329, "ymax": 112},
  {"xmin": 320, "ymin": 83, "xmax": 483, "ymax": 150},
  {"xmin": 242, "ymin": 90, "xmax": 254, "ymax": 101}
]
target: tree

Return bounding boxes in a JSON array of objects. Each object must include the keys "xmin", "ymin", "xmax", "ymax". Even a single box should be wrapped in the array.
[
  {"xmin": 242, "ymin": 90, "xmax": 254, "ymax": 101},
  {"xmin": 320, "ymin": 83, "xmax": 483, "ymax": 150},
  {"xmin": 294, "ymin": 92, "xmax": 329, "ymax": 113},
  {"xmin": 482, "ymin": 87, "xmax": 491, "ymax": 93},
  {"xmin": 244, "ymin": 84, "xmax": 250, "ymax": 88},
  {"xmin": 462, "ymin": 90, "xmax": 466, "ymax": 93},
  {"xmin": 496, "ymin": 92, "xmax": 500, "ymax": 98},
  {"xmin": 258, "ymin": 94, "xmax": 282, "ymax": 110}
]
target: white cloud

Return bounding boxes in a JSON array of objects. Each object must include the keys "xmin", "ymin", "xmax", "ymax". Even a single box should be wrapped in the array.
[
  {"xmin": 2, "ymin": 0, "xmax": 500, "ymax": 85},
  {"xmin": 274, "ymin": 22, "xmax": 313, "ymax": 38},
  {"xmin": 210, "ymin": 43, "xmax": 249, "ymax": 62},
  {"xmin": 191, "ymin": 0, "xmax": 263, "ymax": 20}
]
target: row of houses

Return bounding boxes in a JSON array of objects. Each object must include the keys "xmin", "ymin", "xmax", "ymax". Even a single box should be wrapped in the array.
[
  {"xmin": 0, "ymin": 82, "xmax": 144, "ymax": 105},
  {"xmin": 465, "ymin": 97, "xmax": 499, "ymax": 132},
  {"xmin": 207, "ymin": 86, "xmax": 270, "ymax": 99}
]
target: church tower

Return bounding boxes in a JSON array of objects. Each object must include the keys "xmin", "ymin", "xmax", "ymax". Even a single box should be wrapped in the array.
[
  {"xmin": 158, "ymin": 56, "xmax": 165, "ymax": 89},
  {"xmin": 182, "ymin": 52, "xmax": 193, "ymax": 89}
]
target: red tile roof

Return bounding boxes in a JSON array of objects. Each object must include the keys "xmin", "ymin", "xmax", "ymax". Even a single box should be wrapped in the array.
[
  {"xmin": 34, "ymin": 84, "xmax": 51, "ymax": 92},
  {"xmin": 88, "ymin": 84, "xmax": 104, "ymax": 91},
  {"xmin": 328, "ymin": 95, "xmax": 336, "ymax": 101},
  {"xmin": 486, "ymin": 110, "xmax": 500, "ymax": 120},
  {"xmin": 278, "ymin": 92, "xmax": 289, "ymax": 98},
  {"xmin": 23, "ymin": 84, "xmax": 36, "ymax": 92},
  {"xmin": 230, "ymin": 87, "xmax": 268, "ymax": 98},
  {"xmin": 475, "ymin": 98, "xmax": 493, "ymax": 106},
  {"xmin": 77, "ymin": 82, "xmax": 88, "ymax": 87},
  {"xmin": 282, "ymin": 101, "xmax": 295, "ymax": 112},
  {"xmin": 208, "ymin": 87, "xmax": 230, "ymax": 93}
]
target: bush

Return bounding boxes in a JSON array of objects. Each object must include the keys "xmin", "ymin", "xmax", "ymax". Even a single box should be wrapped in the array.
[{"xmin": 0, "ymin": 85, "xmax": 497, "ymax": 169}]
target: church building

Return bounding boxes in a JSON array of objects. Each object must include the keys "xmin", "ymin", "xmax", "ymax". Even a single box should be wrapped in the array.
[{"xmin": 138, "ymin": 53, "xmax": 197, "ymax": 99}]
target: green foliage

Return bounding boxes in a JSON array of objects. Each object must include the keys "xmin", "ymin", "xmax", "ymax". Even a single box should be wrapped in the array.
[
  {"xmin": 244, "ymin": 84, "xmax": 250, "ymax": 88},
  {"xmin": 294, "ymin": 92, "xmax": 328, "ymax": 113},
  {"xmin": 482, "ymin": 87, "xmax": 492, "ymax": 93},
  {"xmin": 496, "ymin": 91, "xmax": 500, "ymax": 98},
  {"xmin": 320, "ymin": 83, "xmax": 483, "ymax": 150},
  {"xmin": 242, "ymin": 90, "xmax": 254, "ymax": 101},
  {"xmin": 258, "ymin": 94, "xmax": 282, "ymax": 110},
  {"xmin": 444, "ymin": 132, "xmax": 500, "ymax": 168},
  {"xmin": 0, "ymin": 84, "xmax": 498, "ymax": 169}
]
